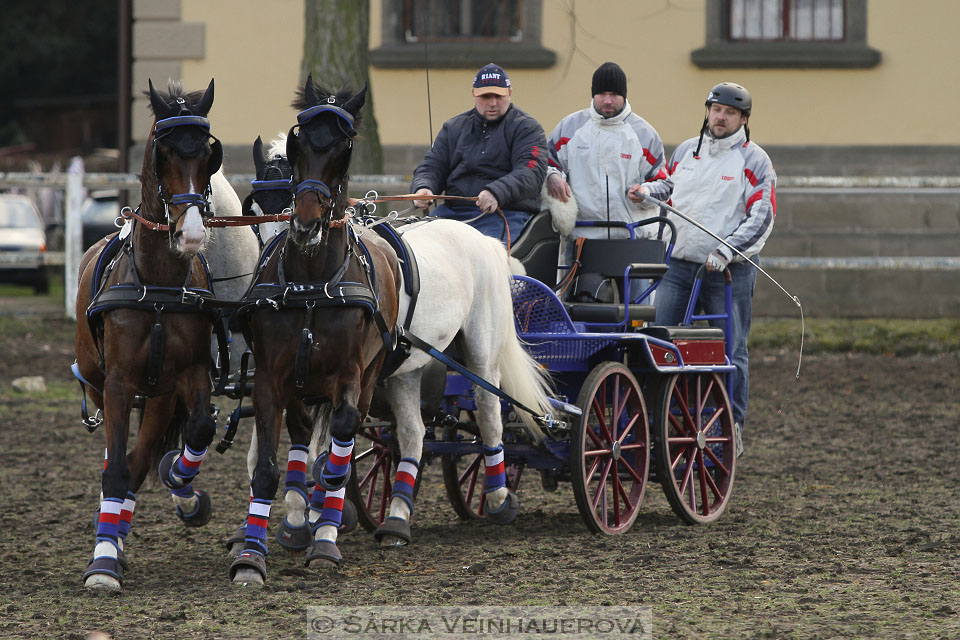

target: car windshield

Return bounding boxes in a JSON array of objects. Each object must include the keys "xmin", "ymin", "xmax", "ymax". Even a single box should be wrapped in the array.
[{"xmin": 0, "ymin": 200, "xmax": 41, "ymax": 229}]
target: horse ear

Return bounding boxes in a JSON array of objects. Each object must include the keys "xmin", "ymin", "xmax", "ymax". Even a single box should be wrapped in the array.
[
  {"xmin": 196, "ymin": 78, "xmax": 215, "ymax": 116},
  {"xmin": 148, "ymin": 79, "xmax": 170, "ymax": 118},
  {"xmin": 304, "ymin": 73, "xmax": 319, "ymax": 106},
  {"xmin": 285, "ymin": 126, "xmax": 299, "ymax": 172},
  {"xmin": 253, "ymin": 136, "xmax": 265, "ymax": 177},
  {"xmin": 343, "ymin": 84, "xmax": 368, "ymax": 117}
]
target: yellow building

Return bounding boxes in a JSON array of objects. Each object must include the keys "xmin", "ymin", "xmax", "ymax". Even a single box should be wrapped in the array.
[{"xmin": 134, "ymin": 0, "xmax": 959, "ymax": 176}]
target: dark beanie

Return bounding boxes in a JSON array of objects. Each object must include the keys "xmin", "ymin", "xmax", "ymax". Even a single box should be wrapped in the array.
[{"xmin": 591, "ymin": 62, "xmax": 627, "ymax": 98}]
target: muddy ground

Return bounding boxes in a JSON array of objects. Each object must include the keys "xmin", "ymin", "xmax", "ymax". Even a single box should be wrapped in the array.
[{"xmin": 0, "ymin": 300, "xmax": 957, "ymax": 639}]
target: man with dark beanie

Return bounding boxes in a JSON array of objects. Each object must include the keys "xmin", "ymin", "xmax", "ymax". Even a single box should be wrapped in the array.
[
  {"xmin": 411, "ymin": 63, "xmax": 547, "ymax": 245},
  {"xmin": 546, "ymin": 61, "xmax": 672, "ymax": 243}
]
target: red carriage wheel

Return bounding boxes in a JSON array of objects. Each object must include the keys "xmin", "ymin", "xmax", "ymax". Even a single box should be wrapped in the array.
[
  {"xmin": 571, "ymin": 362, "xmax": 649, "ymax": 534},
  {"xmin": 347, "ymin": 421, "xmax": 403, "ymax": 531},
  {"xmin": 651, "ymin": 372, "xmax": 736, "ymax": 525},
  {"xmin": 440, "ymin": 419, "xmax": 524, "ymax": 520}
]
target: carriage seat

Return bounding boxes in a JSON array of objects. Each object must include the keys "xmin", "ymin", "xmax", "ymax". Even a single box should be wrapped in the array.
[
  {"xmin": 510, "ymin": 210, "xmax": 561, "ymax": 286},
  {"xmin": 563, "ymin": 301, "xmax": 657, "ymax": 324},
  {"xmin": 639, "ymin": 325, "xmax": 725, "ymax": 341},
  {"xmin": 569, "ymin": 237, "xmax": 668, "ymax": 305}
]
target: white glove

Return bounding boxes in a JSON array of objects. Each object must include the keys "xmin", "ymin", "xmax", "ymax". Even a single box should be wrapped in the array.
[{"xmin": 706, "ymin": 250, "xmax": 729, "ymax": 272}]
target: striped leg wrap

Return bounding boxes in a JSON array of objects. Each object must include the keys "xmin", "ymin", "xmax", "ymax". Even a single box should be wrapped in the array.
[
  {"xmin": 284, "ymin": 445, "xmax": 310, "ymax": 502},
  {"xmin": 312, "ymin": 437, "xmax": 353, "ymax": 491},
  {"xmin": 483, "ymin": 444, "xmax": 507, "ymax": 494},
  {"xmin": 308, "ymin": 483, "xmax": 326, "ymax": 526},
  {"xmin": 94, "ymin": 497, "xmax": 123, "ymax": 560},
  {"xmin": 168, "ymin": 445, "xmax": 206, "ymax": 498},
  {"xmin": 118, "ymin": 492, "xmax": 136, "ymax": 543},
  {"xmin": 312, "ymin": 487, "xmax": 345, "ymax": 532},
  {"xmin": 243, "ymin": 498, "xmax": 271, "ymax": 556},
  {"xmin": 391, "ymin": 458, "xmax": 420, "ymax": 515}
]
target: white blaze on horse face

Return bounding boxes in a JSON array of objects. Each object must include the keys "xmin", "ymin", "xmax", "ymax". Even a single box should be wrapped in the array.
[{"xmin": 177, "ymin": 179, "xmax": 206, "ymax": 254}]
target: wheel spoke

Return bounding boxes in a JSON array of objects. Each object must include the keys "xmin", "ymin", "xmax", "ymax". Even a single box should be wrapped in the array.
[
  {"xmin": 618, "ymin": 456, "xmax": 645, "ymax": 484},
  {"xmin": 584, "ymin": 453, "xmax": 602, "ymax": 484},
  {"xmin": 703, "ymin": 443, "xmax": 731, "ymax": 477},
  {"xmin": 359, "ymin": 450, "xmax": 389, "ymax": 490},
  {"xmin": 590, "ymin": 458, "xmax": 613, "ymax": 510},
  {"xmin": 697, "ymin": 450, "xmax": 710, "ymax": 515},
  {"xmin": 612, "ymin": 463, "xmax": 622, "ymax": 524},
  {"xmin": 586, "ymin": 423, "xmax": 607, "ymax": 449},
  {"xmin": 590, "ymin": 393, "xmax": 615, "ymax": 445}
]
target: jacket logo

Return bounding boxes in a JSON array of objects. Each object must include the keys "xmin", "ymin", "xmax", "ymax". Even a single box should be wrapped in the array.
[
  {"xmin": 621, "ymin": 153, "xmax": 632, "ymax": 159},
  {"xmin": 721, "ymin": 175, "xmax": 735, "ymax": 181}
]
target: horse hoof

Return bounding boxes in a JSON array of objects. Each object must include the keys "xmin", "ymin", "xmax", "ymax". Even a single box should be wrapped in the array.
[
  {"xmin": 311, "ymin": 452, "xmax": 352, "ymax": 491},
  {"xmin": 84, "ymin": 574, "xmax": 122, "ymax": 592},
  {"xmin": 230, "ymin": 551, "xmax": 267, "ymax": 584},
  {"xmin": 176, "ymin": 489, "xmax": 212, "ymax": 527},
  {"xmin": 225, "ymin": 524, "xmax": 247, "ymax": 557},
  {"xmin": 339, "ymin": 499, "xmax": 358, "ymax": 534},
  {"xmin": 374, "ymin": 516, "xmax": 411, "ymax": 547},
  {"xmin": 275, "ymin": 518, "xmax": 311, "ymax": 551},
  {"xmin": 83, "ymin": 556, "xmax": 123, "ymax": 591},
  {"xmin": 158, "ymin": 450, "xmax": 183, "ymax": 490},
  {"xmin": 305, "ymin": 539, "xmax": 341, "ymax": 568},
  {"xmin": 485, "ymin": 491, "xmax": 519, "ymax": 525}
]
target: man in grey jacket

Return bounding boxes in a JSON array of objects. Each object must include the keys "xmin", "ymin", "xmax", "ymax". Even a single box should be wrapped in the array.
[
  {"xmin": 655, "ymin": 82, "xmax": 777, "ymax": 457},
  {"xmin": 412, "ymin": 63, "xmax": 547, "ymax": 245},
  {"xmin": 546, "ymin": 61, "xmax": 672, "ymax": 241}
]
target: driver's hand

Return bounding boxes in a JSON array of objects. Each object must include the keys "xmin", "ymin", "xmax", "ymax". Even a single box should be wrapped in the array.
[
  {"xmin": 627, "ymin": 183, "xmax": 649, "ymax": 203},
  {"xmin": 477, "ymin": 189, "xmax": 499, "ymax": 214},
  {"xmin": 546, "ymin": 173, "xmax": 572, "ymax": 203},
  {"xmin": 413, "ymin": 188, "xmax": 435, "ymax": 210}
]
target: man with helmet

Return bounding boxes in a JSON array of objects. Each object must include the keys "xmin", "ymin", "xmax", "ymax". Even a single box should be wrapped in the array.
[
  {"xmin": 545, "ymin": 62, "xmax": 673, "ymax": 242},
  {"xmin": 654, "ymin": 82, "xmax": 777, "ymax": 457}
]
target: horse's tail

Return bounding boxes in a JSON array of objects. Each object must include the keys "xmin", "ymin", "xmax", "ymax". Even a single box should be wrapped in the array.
[{"xmin": 482, "ymin": 237, "xmax": 555, "ymax": 435}]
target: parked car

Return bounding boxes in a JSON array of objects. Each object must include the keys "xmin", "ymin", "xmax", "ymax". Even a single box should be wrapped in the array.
[
  {"xmin": 79, "ymin": 191, "xmax": 122, "ymax": 250},
  {"xmin": 0, "ymin": 194, "xmax": 50, "ymax": 293}
]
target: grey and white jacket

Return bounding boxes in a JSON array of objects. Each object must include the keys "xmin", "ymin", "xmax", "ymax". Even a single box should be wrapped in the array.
[
  {"xmin": 547, "ymin": 100, "xmax": 672, "ymax": 239},
  {"xmin": 667, "ymin": 126, "xmax": 777, "ymax": 263}
]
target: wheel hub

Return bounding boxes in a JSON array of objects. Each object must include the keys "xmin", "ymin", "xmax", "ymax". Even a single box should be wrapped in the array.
[
  {"xmin": 696, "ymin": 430, "xmax": 707, "ymax": 449},
  {"xmin": 611, "ymin": 440, "xmax": 622, "ymax": 460}
]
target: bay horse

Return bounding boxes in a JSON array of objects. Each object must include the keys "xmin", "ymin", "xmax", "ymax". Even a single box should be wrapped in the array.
[
  {"xmin": 229, "ymin": 77, "xmax": 553, "ymax": 585},
  {"xmin": 74, "ymin": 79, "xmax": 229, "ymax": 591}
]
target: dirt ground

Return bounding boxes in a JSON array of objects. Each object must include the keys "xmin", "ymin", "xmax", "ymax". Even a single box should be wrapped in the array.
[{"xmin": 0, "ymin": 300, "xmax": 957, "ymax": 639}]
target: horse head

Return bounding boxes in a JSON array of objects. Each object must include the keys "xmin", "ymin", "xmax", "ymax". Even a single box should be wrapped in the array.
[
  {"xmin": 286, "ymin": 74, "xmax": 366, "ymax": 246},
  {"xmin": 245, "ymin": 135, "xmax": 294, "ymax": 218},
  {"xmin": 146, "ymin": 78, "xmax": 222, "ymax": 256}
]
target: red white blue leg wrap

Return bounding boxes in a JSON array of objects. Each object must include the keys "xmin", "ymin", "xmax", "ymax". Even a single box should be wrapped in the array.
[
  {"xmin": 391, "ymin": 458, "xmax": 420, "ymax": 515},
  {"xmin": 483, "ymin": 444, "xmax": 506, "ymax": 494}
]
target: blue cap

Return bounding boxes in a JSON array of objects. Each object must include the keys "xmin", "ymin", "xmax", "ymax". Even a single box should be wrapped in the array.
[{"xmin": 472, "ymin": 63, "xmax": 511, "ymax": 96}]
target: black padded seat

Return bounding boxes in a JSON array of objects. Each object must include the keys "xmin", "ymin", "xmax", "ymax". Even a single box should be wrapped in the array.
[
  {"xmin": 563, "ymin": 302, "xmax": 657, "ymax": 324},
  {"xmin": 510, "ymin": 210, "xmax": 561, "ymax": 286},
  {"xmin": 639, "ymin": 325, "xmax": 725, "ymax": 341}
]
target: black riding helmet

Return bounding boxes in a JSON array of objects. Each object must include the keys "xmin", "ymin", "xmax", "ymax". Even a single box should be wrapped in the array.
[
  {"xmin": 705, "ymin": 82, "xmax": 751, "ymax": 116},
  {"xmin": 694, "ymin": 82, "xmax": 752, "ymax": 158}
]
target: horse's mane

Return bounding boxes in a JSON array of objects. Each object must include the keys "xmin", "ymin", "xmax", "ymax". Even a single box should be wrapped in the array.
[
  {"xmin": 143, "ymin": 79, "xmax": 209, "ymax": 116},
  {"xmin": 267, "ymin": 132, "xmax": 287, "ymax": 159},
  {"xmin": 291, "ymin": 80, "xmax": 364, "ymax": 128}
]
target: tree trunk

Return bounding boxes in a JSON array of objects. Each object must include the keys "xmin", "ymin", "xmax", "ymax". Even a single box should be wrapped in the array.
[{"xmin": 302, "ymin": 0, "xmax": 383, "ymax": 174}]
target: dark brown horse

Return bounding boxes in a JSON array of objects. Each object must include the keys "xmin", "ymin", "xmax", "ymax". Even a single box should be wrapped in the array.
[
  {"xmin": 74, "ymin": 79, "xmax": 224, "ymax": 591},
  {"xmin": 229, "ymin": 77, "xmax": 400, "ymax": 584}
]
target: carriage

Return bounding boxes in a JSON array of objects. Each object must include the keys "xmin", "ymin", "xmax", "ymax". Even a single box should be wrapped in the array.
[{"xmin": 345, "ymin": 212, "xmax": 738, "ymax": 536}]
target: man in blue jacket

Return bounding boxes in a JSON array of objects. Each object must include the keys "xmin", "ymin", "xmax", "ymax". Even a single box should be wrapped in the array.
[{"xmin": 411, "ymin": 63, "xmax": 547, "ymax": 245}]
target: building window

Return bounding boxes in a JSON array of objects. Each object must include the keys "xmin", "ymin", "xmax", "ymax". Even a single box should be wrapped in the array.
[
  {"xmin": 730, "ymin": 0, "xmax": 844, "ymax": 41},
  {"xmin": 370, "ymin": 0, "xmax": 555, "ymax": 69},
  {"xmin": 692, "ymin": 0, "xmax": 880, "ymax": 68},
  {"xmin": 402, "ymin": 0, "xmax": 522, "ymax": 43}
]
